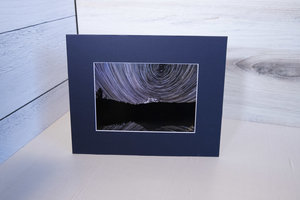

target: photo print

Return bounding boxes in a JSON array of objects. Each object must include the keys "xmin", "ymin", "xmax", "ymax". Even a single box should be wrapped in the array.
[{"xmin": 94, "ymin": 62, "xmax": 199, "ymax": 133}]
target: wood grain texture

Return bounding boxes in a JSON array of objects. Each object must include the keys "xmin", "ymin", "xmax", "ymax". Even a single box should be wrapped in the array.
[
  {"xmin": 76, "ymin": 0, "xmax": 300, "ymax": 127},
  {"xmin": 0, "ymin": 0, "xmax": 76, "ymax": 163},
  {"xmin": 224, "ymin": 48, "xmax": 300, "ymax": 127},
  {"xmin": 0, "ymin": 113, "xmax": 299, "ymax": 199},
  {"xmin": 0, "ymin": 0, "xmax": 75, "ymax": 33},
  {"xmin": 0, "ymin": 17, "xmax": 76, "ymax": 119},
  {"xmin": 0, "ymin": 81, "xmax": 69, "ymax": 163}
]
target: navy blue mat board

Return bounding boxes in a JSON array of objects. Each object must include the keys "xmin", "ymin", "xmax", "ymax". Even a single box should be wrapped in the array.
[{"xmin": 66, "ymin": 35, "xmax": 227, "ymax": 156}]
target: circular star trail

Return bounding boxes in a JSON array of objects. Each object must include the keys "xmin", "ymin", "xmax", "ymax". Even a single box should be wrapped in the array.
[{"xmin": 95, "ymin": 62, "xmax": 198, "ymax": 104}]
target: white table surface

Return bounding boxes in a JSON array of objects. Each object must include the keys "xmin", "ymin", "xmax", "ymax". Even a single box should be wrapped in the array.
[{"xmin": 0, "ymin": 112, "xmax": 299, "ymax": 200}]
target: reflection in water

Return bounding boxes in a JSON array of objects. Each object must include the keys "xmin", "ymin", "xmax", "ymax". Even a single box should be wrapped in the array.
[
  {"xmin": 101, "ymin": 121, "xmax": 194, "ymax": 132},
  {"xmin": 101, "ymin": 122, "xmax": 146, "ymax": 131}
]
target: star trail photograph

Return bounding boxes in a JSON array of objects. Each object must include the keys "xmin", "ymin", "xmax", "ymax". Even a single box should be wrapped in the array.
[{"xmin": 94, "ymin": 62, "xmax": 198, "ymax": 133}]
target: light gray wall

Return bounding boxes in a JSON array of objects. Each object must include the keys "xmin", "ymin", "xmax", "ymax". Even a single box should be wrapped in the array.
[
  {"xmin": 76, "ymin": 0, "xmax": 300, "ymax": 128},
  {"xmin": 0, "ymin": 0, "xmax": 76, "ymax": 163}
]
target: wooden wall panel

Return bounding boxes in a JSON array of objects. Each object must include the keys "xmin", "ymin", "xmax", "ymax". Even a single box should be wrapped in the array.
[
  {"xmin": 224, "ymin": 48, "xmax": 300, "ymax": 127},
  {"xmin": 0, "ymin": 82, "xmax": 69, "ymax": 163},
  {"xmin": 0, "ymin": 0, "xmax": 75, "ymax": 33},
  {"xmin": 0, "ymin": 17, "xmax": 75, "ymax": 119},
  {"xmin": 0, "ymin": 0, "xmax": 76, "ymax": 163},
  {"xmin": 76, "ymin": 0, "xmax": 300, "ymax": 127}
]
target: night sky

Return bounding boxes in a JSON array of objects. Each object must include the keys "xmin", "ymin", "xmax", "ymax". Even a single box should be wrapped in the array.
[{"xmin": 94, "ymin": 62, "xmax": 198, "ymax": 104}]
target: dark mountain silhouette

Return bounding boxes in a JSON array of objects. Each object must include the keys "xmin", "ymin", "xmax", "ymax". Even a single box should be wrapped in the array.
[{"xmin": 96, "ymin": 89, "xmax": 196, "ymax": 131}]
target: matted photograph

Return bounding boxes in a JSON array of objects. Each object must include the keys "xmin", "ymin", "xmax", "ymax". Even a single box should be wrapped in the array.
[
  {"xmin": 94, "ymin": 62, "xmax": 199, "ymax": 133},
  {"xmin": 67, "ymin": 34, "xmax": 227, "ymax": 156}
]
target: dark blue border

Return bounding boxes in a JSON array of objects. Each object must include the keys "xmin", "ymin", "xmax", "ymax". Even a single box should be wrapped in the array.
[{"xmin": 66, "ymin": 35, "xmax": 227, "ymax": 156}]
